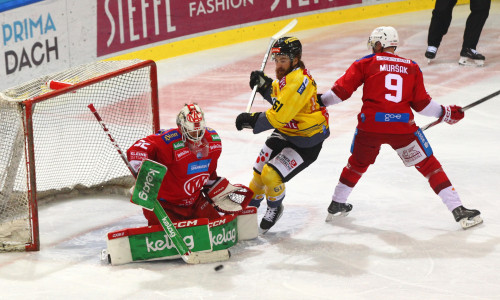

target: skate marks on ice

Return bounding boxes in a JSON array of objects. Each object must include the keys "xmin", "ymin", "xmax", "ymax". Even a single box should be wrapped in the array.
[
  {"xmin": 230, "ymin": 203, "xmax": 499, "ymax": 299},
  {"xmin": 320, "ymin": 217, "xmax": 500, "ymax": 297}
]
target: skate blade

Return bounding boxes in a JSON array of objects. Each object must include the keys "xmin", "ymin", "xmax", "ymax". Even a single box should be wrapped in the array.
[
  {"xmin": 459, "ymin": 215, "xmax": 483, "ymax": 229},
  {"xmin": 458, "ymin": 57, "xmax": 484, "ymax": 67},
  {"xmin": 325, "ymin": 211, "xmax": 350, "ymax": 222}
]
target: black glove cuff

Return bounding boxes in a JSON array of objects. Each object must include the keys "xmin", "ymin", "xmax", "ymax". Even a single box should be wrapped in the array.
[
  {"xmin": 317, "ymin": 94, "xmax": 325, "ymax": 107},
  {"xmin": 235, "ymin": 112, "xmax": 262, "ymax": 131}
]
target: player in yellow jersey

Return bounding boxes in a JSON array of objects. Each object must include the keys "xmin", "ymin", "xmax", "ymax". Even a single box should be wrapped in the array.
[{"xmin": 235, "ymin": 36, "xmax": 330, "ymax": 233}]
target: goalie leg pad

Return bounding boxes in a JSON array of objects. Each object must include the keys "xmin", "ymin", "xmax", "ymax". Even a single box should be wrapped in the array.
[
  {"xmin": 106, "ymin": 219, "xmax": 212, "ymax": 266},
  {"xmin": 237, "ymin": 207, "xmax": 258, "ymax": 240},
  {"xmin": 209, "ymin": 215, "xmax": 239, "ymax": 251}
]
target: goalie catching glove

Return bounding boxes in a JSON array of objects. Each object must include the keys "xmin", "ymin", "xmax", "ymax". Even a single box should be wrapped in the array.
[{"xmin": 205, "ymin": 177, "xmax": 253, "ymax": 214}]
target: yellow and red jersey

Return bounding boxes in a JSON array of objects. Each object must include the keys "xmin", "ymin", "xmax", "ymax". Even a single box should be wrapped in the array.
[{"xmin": 266, "ymin": 68, "xmax": 329, "ymax": 138}]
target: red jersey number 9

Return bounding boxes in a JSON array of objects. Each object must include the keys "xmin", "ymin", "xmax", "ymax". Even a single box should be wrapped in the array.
[{"xmin": 385, "ymin": 73, "xmax": 403, "ymax": 103}]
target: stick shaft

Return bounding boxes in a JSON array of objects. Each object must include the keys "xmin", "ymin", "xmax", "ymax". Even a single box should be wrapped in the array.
[
  {"xmin": 246, "ymin": 19, "xmax": 297, "ymax": 113},
  {"xmin": 89, "ymin": 105, "xmax": 229, "ymax": 264},
  {"xmin": 421, "ymin": 89, "xmax": 500, "ymax": 131},
  {"xmin": 89, "ymin": 105, "xmax": 194, "ymax": 262},
  {"xmin": 460, "ymin": 89, "xmax": 500, "ymax": 111},
  {"xmin": 87, "ymin": 104, "xmax": 137, "ymax": 177}
]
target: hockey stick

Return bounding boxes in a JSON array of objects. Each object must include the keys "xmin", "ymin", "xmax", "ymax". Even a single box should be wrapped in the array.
[
  {"xmin": 421, "ymin": 89, "xmax": 500, "ymax": 131},
  {"xmin": 132, "ymin": 160, "xmax": 229, "ymax": 264},
  {"xmin": 88, "ymin": 104, "xmax": 229, "ymax": 264},
  {"xmin": 88, "ymin": 104, "xmax": 137, "ymax": 176},
  {"xmin": 246, "ymin": 19, "xmax": 298, "ymax": 113}
]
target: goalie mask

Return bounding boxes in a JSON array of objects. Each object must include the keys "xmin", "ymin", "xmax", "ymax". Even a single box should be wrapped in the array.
[
  {"xmin": 271, "ymin": 36, "xmax": 302, "ymax": 61},
  {"xmin": 176, "ymin": 103, "xmax": 206, "ymax": 144},
  {"xmin": 367, "ymin": 26, "xmax": 399, "ymax": 50}
]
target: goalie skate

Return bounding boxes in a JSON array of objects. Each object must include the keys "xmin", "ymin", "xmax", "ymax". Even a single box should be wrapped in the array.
[
  {"xmin": 458, "ymin": 48, "xmax": 485, "ymax": 67},
  {"xmin": 325, "ymin": 201, "xmax": 352, "ymax": 222},
  {"xmin": 452, "ymin": 206, "xmax": 483, "ymax": 229}
]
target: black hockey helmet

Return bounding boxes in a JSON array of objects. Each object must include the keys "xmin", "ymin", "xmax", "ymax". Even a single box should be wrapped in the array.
[{"xmin": 271, "ymin": 37, "xmax": 302, "ymax": 61}]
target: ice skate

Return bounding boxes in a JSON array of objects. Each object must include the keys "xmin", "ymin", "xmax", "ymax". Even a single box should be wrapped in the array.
[
  {"xmin": 425, "ymin": 46, "xmax": 437, "ymax": 64},
  {"xmin": 458, "ymin": 48, "xmax": 485, "ymax": 66},
  {"xmin": 325, "ymin": 201, "xmax": 353, "ymax": 222},
  {"xmin": 452, "ymin": 205, "xmax": 483, "ymax": 229},
  {"xmin": 260, "ymin": 204, "xmax": 284, "ymax": 234}
]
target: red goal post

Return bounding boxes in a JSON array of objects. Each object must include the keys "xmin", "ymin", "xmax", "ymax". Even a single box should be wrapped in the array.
[{"xmin": 0, "ymin": 59, "xmax": 159, "ymax": 251}]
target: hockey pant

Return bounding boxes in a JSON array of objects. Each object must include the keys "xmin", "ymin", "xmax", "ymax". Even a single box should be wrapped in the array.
[
  {"xmin": 143, "ymin": 193, "xmax": 221, "ymax": 225},
  {"xmin": 250, "ymin": 134, "xmax": 323, "ymax": 207},
  {"xmin": 338, "ymin": 129, "xmax": 454, "ymax": 198}
]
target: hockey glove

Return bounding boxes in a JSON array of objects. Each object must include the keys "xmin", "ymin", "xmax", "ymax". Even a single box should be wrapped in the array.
[
  {"xmin": 235, "ymin": 112, "xmax": 261, "ymax": 131},
  {"xmin": 317, "ymin": 94, "xmax": 325, "ymax": 107},
  {"xmin": 438, "ymin": 105, "xmax": 464, "ymax": 125},
  {"xmin": 249, "ymin": 71, "xmax": 273, "ymax": 95}
]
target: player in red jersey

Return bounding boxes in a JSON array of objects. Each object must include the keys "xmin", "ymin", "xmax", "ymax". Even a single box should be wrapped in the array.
[
  {"xmin": 320, "ymin": 26, "xmax": 482, "ymax": 229},
  {"xmin": 127, "ymin": 103, "xmax": 251, "ymax": 224}
]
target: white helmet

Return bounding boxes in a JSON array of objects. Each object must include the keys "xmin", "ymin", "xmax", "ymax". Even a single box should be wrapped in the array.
[
  {"xmin": 176, "ymin": 103, "xmax": 206, "ymax": 144},
  {"xmin": 367, "ymin": 26, "xmax": 399, "ymax": 50}
]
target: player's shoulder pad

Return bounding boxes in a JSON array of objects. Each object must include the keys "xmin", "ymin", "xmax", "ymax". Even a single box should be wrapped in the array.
[
  {"xmin": 356, "ymin": 53, "xmax": 376, "ymax": 62},
  {"xmin": 157, "ymin": 128, "xmax": 182, "ymax": 145},
  {"xmin": 205, "ymin": 127, "xmax": 221, "ymax": 142}
]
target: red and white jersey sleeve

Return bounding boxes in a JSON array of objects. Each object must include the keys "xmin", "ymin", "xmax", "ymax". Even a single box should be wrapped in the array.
[
  {"xmin": 126, "ymin": 127, "xmax": 222, "ymax": 207},
  {"xmin": 332, "ymin": 52, "xmax": 432, "ymax": 134}
]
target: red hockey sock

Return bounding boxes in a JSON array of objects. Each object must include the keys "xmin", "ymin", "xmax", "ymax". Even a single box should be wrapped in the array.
[{"xmin": 415, "ymin": 156, "xmax": 452, "ymax": 194}]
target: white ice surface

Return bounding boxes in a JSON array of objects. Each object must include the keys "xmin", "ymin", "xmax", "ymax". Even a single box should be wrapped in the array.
[{"xmin": 1, "ymin": 4, "xmax": 500, "ymax": 299}]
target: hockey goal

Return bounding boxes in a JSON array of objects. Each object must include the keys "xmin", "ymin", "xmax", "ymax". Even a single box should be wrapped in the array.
[{"xmin": 0, "ymin": 59, "xmax": 159, "ymax": 251}]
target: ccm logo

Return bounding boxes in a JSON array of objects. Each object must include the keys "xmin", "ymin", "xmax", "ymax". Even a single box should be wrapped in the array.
[
  {"xmin": 112, "ymin": 232, "xmax": 125, "ymax": 238},
  {"xmin": 209, "ymin": 219, "xmax": 227, "ymax": 227},
  {"xmin": 173, "ymin": 220, "xmax": 199, "ymax": 228}
]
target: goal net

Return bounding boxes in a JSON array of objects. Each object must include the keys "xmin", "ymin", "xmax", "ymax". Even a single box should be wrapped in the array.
[{"xmin": 0, "ymin": 59, "xmax": 159, "ymax": 251}]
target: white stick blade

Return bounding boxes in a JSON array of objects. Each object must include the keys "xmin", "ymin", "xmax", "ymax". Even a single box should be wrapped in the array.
[
  {"xmin": 185, "ymin": 249, "xmax": 231, "ymax": 264},
  {"xmin": 272, "ymin": 19, "xmax": 298, "ymax": 40}
]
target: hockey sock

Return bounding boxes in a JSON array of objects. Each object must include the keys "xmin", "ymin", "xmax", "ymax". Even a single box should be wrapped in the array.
[
  {"xmin": 267, "ymin": 193, "xmax": 285, "ymax": 208},
  {"xmin": 261, "ymin": 165, "xmax": 286, "ymax": 207},
  {"xmin": 332, "ymin": 182, "xmax": 353, "ymax": 203},
  {"xmin": 249, "ymin": 171, "xmax": 266, "ymax": 207},
  {"xmin": 415, "ymin": 156, "xmax": 452, "ymax": 194},
  {"xmin": 438, "ymin": 186, "xmax": 462, "ymax": 211},
  {"xmin": 338, "ymin": 164, "xmax": 365, "ymax": 187}
]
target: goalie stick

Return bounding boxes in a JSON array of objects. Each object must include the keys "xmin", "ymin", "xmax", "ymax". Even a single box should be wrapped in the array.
[
  {"xmin": 88, "ymin": 104, "xmax": 229, "ymax": 264},
  {"xmin": 421, "ymin": 89, "xmax": 500, "ymax": 131},
  {"xmin": 246, "ymin": 19, "xmax": 298, "ymax": 113}
]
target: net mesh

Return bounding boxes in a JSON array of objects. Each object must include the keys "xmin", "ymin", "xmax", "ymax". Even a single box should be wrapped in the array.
[{"xmin": 0, "ymin": 59, "xmax": 157, "ymax": 251}]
